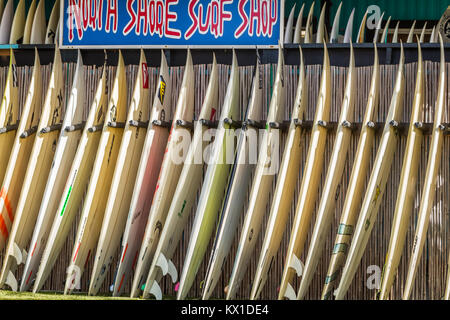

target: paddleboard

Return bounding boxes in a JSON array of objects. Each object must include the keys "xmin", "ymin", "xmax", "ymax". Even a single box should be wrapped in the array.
[
  {"xmin": 22, "ymin": 0, "xmax": 37, "ymax": 44},
  {"xmin": 0, "ymin": 49, "xmax": 41, "ymax": 254},
  {"xmin": 201, "ymin": 54, "xmax": 262, "ymax": 300},
  {"xmin": 142, "ymin": 53, "xmax": 219, "ymax": 300},
  {"xmin": 129, "ymin": 50, "xmax": 195, "ymax": 298},
  {"xmin": 20, "ymin": 50, "xmax": 86, "ymax": 292},
  {"xmin": 248, "ymin": 47, "xmax": 308, "ymax": 300},
  {"xmin": 32, "ymin": 63, "xmax": 108, "ymax": 294},
  {"xmin": 278, "ymin": 44, "xmax": 331, "ymax": 300},
  {"xmin": 64, "ymin": 51, "xmax": 127, "ymax": 295},
  {"xmin": 45, "ymin": 0, "xmax": 60, "ymax": 44},
  {"xmin": 321, "ymin": 45, "xmax": 380, "ymax": 300},
  {"xmin": 88, "ymin": 49, "xmax": 151, "ymax": 296},
  {"xmin": 115, "ymin": 51, "xmax": 172, "ymax": 298},
  {"xmin": 176, "ymin": 50, "xmax": 240, "ymax": 300},
  {"xmin": 0, "ymin": 0, "xmax": 13, "ymax": 44},
  {"xmin": 334, "ymin": 44, "xmax": 406, "ymax": 300},
  {"xmin": 30, "ymin": 0, "xmax": 46, "ymax": 44},
  {"xmin": 402, "ymin": 35, "xmax": 446, "ymax": 300},
  {"xmin": 0, "ymin": 46, "xmax": 64, "ymax": 292}
]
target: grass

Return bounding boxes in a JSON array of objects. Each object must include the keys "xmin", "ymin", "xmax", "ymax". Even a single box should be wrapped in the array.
[{"xmin": 0, "ymin": 290, "xmax": 141, "ymax": 300}]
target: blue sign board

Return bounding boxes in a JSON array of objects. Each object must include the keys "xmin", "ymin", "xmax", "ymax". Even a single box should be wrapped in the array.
[{"xmin": 61, "ymin": 0, "xmax": 283, "ymax": 48}]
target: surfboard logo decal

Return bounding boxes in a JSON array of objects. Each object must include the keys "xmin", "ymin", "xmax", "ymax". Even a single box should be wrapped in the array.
[
  {"xmin": 142, "ymin": 63, "xmax": 149, "ymax": 89},
  {"xmin": 158, "ymin": 76, "xmax": 166, "ymax": 104}
]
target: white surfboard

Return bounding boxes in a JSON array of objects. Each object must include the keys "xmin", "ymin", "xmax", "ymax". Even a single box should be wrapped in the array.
[
  {"xmin": 278, "ymin": 44, "xmax": 331, "ymax": 300},
  {"xmin": 316, "ymin": 3, "xmax": 327, "ymax": 43},
  {"xmin": 297, "ymin": 44, "xmax": 356, "ymax": 300},
  {"xmin": 226, "ymin": 47, "xmax": 285, "ymax": 300},
  {"xmin": 0, "ymin": 46, "xmax": 64, "ymax": 292},
  {"xmin": 0, "ymin": 0, "xmax": 4, "ymax": 27},
  {"xmin": 356, "ymin": 9, "xmax": 369, "ymax": 43},
  {"xmin": 142, "ymin": 54, "xmax": 219, "ymax": 300},
  {"xmin": 0, "ymin": 0, "xmax": 13, "ymax": 44},
  {"xmin": 45, "ymin": 0, "xmax": 60, "ymax": 44},
  {"xmin": 330, "ymin": 2, "xmax": 343, "ymax": 43},
  {"xmin": 30, "ymin": 0, "xmax": 46, "ymax": 44},
  {"xmin": 9, "ymin": 0, "xmax": 25, "ymax": 44},
  {"xmin": 22, "ymin": 0, "xmax": 37, "ymax": 44},
  {"xmin": 303, "ymin": 1, "xmax": 315, "ymax": 44},
  {"xmin": 293, "ymin": 3, "xmax": 305, "ymax": 43},
  {"xmin": 64, "ymin": 51, "xmax": 127, "ymax": 295},
  {"xmin": 334, "ymin": 44, "xmax": 406, "ymax": 300},
  {"xmin": 115, "ymin": 51, "xmax": 173, "ymax": 298},
  {"xmin": 0, "ymin": 49, "xmax": 41, "ymax": 256},
  {"xmin": 176, "ymin": 50, "xmax": 240, "ymax": 300},
  {"xmin": 343, "ymin": 8, "xmax": 355, "ymax": 43},
  {"xmin": 201, "ymin": 55, "xmax": 263, "ymax": 300},
  {"xmin": 372, "ymin": 12, "xmax": 385, "ymax": 43},
  {"xmin": 248, "ymin": 47, "xmax": 308, "ymax": 301},
  {"xmin": 88, "ymin": 49, "xmax": 152, "ymax": 296},
  {"xmin": 32, "ymin": 64, "xmax": 108, "ymax": 294},
  {"xmin": 20, "ymin": 50, "xmax": 86, "ymax": 292},
  {"xmin": 128, "ymin": 50, "xmax": 195, "ymax": 298},
  {"xmin": 284, "ymin": 4, "xmax": 296, "ymax": 44}
]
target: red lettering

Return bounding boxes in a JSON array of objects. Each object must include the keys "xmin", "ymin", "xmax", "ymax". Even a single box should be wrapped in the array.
[
  {"xmin": 220, "ymin": 0, "xmax": 232, "ymax": 36},
  {"xmin": 106, "ymin": 0, "xmax": 118, "ymax": 33},
  {"xmin": 234, "ymin": 0, "xmax": 248, "ymax": 38},
  {"xmin": 82, "ymin": 0, "xmax": 89, "ymax": 30},
  {"xmin": 261, "ymin": 0, "xmax": 268, "ymax": 35},
  {"xmin": 165, "ymin": 0, "xmax": 181, "ymax": 38},
  {"xmin": 123, "ymin": 0, "xmax": 136, "ymax": 35},
  {"xmin": 69, "ymin": 0, "xmax": 83, "ymax": 42},
  {"xmin": 185, "ymin": 0, "xmax": 199, "ymax": 39},
  {"xmin": 89, "ymin": 0, "xmax": 97, "ymax": 30},
  {"xmin": 155, "ymin": 1, "xmax": 164, "ymax": 37},
  {"xmin": 137, "ymin": 0, "xmax": 148, "ymax": 35},
  {"xmin": 249, "ymin": 0, "xmax": 261, "ymax": 36},
  {"xmin": 148, "ymin": 0, "xmax": 156, "ymax": 35},
  {"xmin": 211, "ymin": 0, "xmax": 219, "ymax": 37},
  {"xmin": 269, "ymin": 0, "xmax": 277, "ymax": 37},
  {"xmin": 198, "ymin": 4, "xmax": 210, "ymax": 34},
  {"xmin": 98, "ymin": 0, "xmax": 103, "ymax": 30}
]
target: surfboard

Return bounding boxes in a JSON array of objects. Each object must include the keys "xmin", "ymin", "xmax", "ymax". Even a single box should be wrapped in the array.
[
  {"xmin": 201, "ymin": 54, "xmax": 262, "ymax": 301},
  {"xmin": 0, "ymin": 0, "xmax": 4, "ymax": 28},
  {"xmin": 392, "ymin": 21, "xmax": 400, "ymax": 43},
  {"xmin": 115, "ymin": 51, "xmax": 172, "ymax": 298},
  {"xmin": 330, "ymin": 2, "xmax": 342, "ymax": 43},
  {"xmin": 303, "ymin": 1, "xmax": 315, "ymax": 44},
  {"xmin": 407, "ymin": 21, "xmax": 416, "ymax": 43},
  {"xmin": 334, "ymin": 44, "xmax": 405, "ymax": 300},
  {"xmin": 321, "ymin": 45, "xmax": 380, "ymax": 300},
  {"xmin": 356, "ymin": 9, "xmax": 368, "ymax": 43},
  {"xmin": 176, "ymin": 49, "xmax": 240, "ymax": 300},
  {"xmin": 278, "ymin": 44, "xmax": 331, "ymax": 301},
  {"xmin": 45, "ymin": 0, "xmax": 60, "ymax": 44},
  {"xmin": 226, "ymin": 48, "xmax": 285, "ymax": 300},
  {"xmin": 22, "ymin": 0, "xmax": 37, "ymax": 44},
  {"xmin": 30, "ymin": 0, "xmax": 46, "ymax": 44},
  {"xmin": 372, "ymin": 12, "xmax": 385, "ymax": 43},
  {"xmin": 445, "ymin": 252, "xmax": 450, "ymax": 299},
  {"xmin": 297, "ymin": 44, "xmax": 356, "ymax": 300},
  {"xmin": 429, "ymin": 26, "xmax": 436, "ymax": 43},
  {"xmin": 316, "ymin": 3, "xmax": 326, "ymax": 43},
  {"xmin": 419, "ymin": 22, "xmax": 427, "ymax": 43},
  {"xmin": 32, "ymin": 63, "xmax": 107, "ymax": 294},
  {"xmin": 378, "ymin": 40, "xmax": 424, "ymax": 300},
  {"xmin": 0, "ymin": 46, "xmax": 64, "ymax": 292},
  {"xmin": 0, "ymin": 50, "xmax": 19, "ymax": 190},
  {"xmin": 9, "ymin": 0, "xmax": 25, "ymax": 44},
  {"xmin": 129, "ymin": 50, "xmax": 195, "ymax": 299},
  {"xmin": 142, "ymin": 54, "xmax": 219, "ymax": 300},
  {"xmin": 293, "ymin": 3, "xmax": 305, "ymax": 44},
  {"xmin": 343, "ymin": 8, "xmax": 355, "ymax": 43},
  {"xmin": 88, "ymin": 49, "xmax": 151, "ymax": 296},
  {"xmin": 284, "ymin": 4, "xmax": 295, "ymax": 44},
  {"xmin": 381, "ymin": 16, "xmax": 391, "ymax": 43},
  {"xmin": 20, "ymin": 50, "xmax": 86, "ymax": 292},
  {"xmin": 402, "ymin": 35, "xmax": 446, "ymax": 300},
  {"xmin": 248, "ymin": 47, "xmax": 308, "ymax": 301},
  {"xmin": 64, "ymin": 51, "xmax": 127, "ymax": 295},
  {"xmin": 0, "ymin": 0, "xmax": 13, "ymax": 44}
]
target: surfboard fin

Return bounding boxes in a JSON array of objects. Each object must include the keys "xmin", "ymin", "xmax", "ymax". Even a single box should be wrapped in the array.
[
  {"xmin": 5, "ymin": 270, "xmax": 18, "ymax": 292},
  {"xmin": 12, "ymin": 243, "xmax": 25, "ymax": 265},
  {"xmin": 289, "ymin": 254, "xmax": 304, "ymax": 277},
  {"xmin": 167, "ymin": 259, "xmax": 178, "ymax": 283},
  {"xmin": 284, "ymin": 282, "xmax": 296, "ymax": 300},
  {"xmin": 149, "ymin": 281, "xmax": 162, "ymax": 300},
  {"xmin": 156, "ymin": 253, "xmax": 168, "ymax": 276}
]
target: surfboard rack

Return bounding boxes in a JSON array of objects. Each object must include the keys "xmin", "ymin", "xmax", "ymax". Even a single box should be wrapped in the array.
[
  {"xmin": 65, "ymin": 122, "xmax": 86, "ymax": 132},
  {"xmin": 152, "ymin": 120, "xmax": 171, "ymax": 128},
  {"xmin": 176, "ymin": 120, "xmax": 194, "ymax": 130},
  {"xmin": 129, "ymin": 120, "xmax": 149, "ymax": 128},
  {"xmin": 199, "ymin": 119, "xmax": 218, "ymax": 128},
  {"xmin": 20, "ymin": 126, "xmax": 38, "ymax": 138},
  {"xmin": 0, "ymin": 123, "xmax": 19, "ymax": 134},
  {"xmin": 40, "ymin": 123, "xmax": 62, "ymax": 134},
  {"xmin": 107, "ymin": 121, "xmax": 126, "ymax": 128},
  {"xmin": 244, "ymin": 119, "xmax": 266, "ymax": 130},
  {"xmin": 88, "ymin": 124, "xmax": 104, "ymax": 133}
]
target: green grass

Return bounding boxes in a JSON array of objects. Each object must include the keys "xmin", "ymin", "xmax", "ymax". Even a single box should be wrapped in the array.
[{"xmin": 0, "ymin": 290, "xmax": 141, "ymax": 300}]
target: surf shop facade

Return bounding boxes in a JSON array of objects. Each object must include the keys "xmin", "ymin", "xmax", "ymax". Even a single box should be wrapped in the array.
[{"xmin": 0, "ymin": 0, "xmax": 448, "ymax": 300}]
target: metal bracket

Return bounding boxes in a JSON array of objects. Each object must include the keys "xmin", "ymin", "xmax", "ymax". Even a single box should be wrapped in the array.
[
  {"xmin": 0, "ymin": 123, "xmax": 19, "ymax": 134},
  {"xmin": 65, "ymin": 122, "xmax": 86, "ymax": 132},
  {"xmin": 40, "ymin": 123, "xmax": 62, "ymax": 134},
  {"xmin": 129, "ymin": 120, "xmax": 149, "ymax": 129},
  {"xmin": 107, "ymin": 121, "xmax": 126, "ymax": 128},
  {"xmin": 224, "ymin": 118, "xmax": 242, "ymax": 129},
  {"xmin": 176, "ymin": 119, "xmax": 194, "ymax": 130},
  {"xmin": 199, "ymin": 119, "xmax": 218, "ymax": 128},
  {"xmin": 20, "ymin": 126, "xmax": 38, "ymax": 138},
  {"xmin": 269, "ymin": 121, "xmax": 288, "ymax": 130},
  {"xmin": 244, "ymin": 119, "xmax": 266, "ymax": 130},
  {"xmin": 88, "ymin": 124, "xmax": 104, "ymax": 133},
  {"xmin": 152, "ymin": 120, "xmax": 171, "ymax": 128}
]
